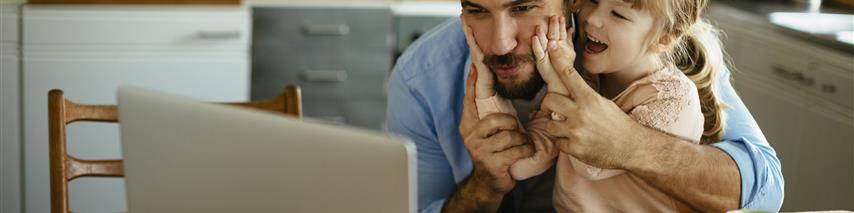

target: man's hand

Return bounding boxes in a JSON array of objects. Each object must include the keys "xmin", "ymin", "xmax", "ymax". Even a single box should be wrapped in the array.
[
  {"xmin": 462, "ymin": 18, "xmax": 496, "ymax": 100},
  {"xmin": 539, "ymin": 63, "xmax": 642, "ymax": 169},
  {"xmin": 444, "ymin": 19, "xmax": 534, "ymax": 212}
]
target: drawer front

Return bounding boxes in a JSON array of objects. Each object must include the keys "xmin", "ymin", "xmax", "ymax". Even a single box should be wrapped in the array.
[
  {"xmin": 252, "ymin": 64, "xmax": 388, "ymax": 100},
  {"xmin": 253, "ymin": 46, "xmax": 391, "ymax": 74},
  {"xmin": 300, "ymin": 98, "xmax": 387, "ymax": 130},
  {"xmin": 23, "ymin": 5, "xmax": 250, "ymax": 45},
  {"xmin": 252, "ymin": 7, "xmax": 393, "ymax": 69},
  {"xmin": 811, "ymin": 63, "xmax": 854, "ymax": 109}
]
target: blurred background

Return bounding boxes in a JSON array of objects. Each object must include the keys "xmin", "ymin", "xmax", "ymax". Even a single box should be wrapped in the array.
[{"xmin": 0, "ymin": 0, "xmax": 851, "ymax": 212}]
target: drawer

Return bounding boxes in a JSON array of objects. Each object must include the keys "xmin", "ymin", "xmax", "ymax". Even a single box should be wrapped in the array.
[
  {"xmin": 252, "ymin": 7, "xmax": 393, "ymax": 59},
  {"xmin": 252, "ymin": 66, "xmax": 388, "ymax": 100},
  {"xmin": 22, "ymin": 5, "xmax": 249, "ymax": 45},
  {"xmin": 300, "ymin": 98, "xmax": 387, "ymax": 130},
  {"xmin": 811, "ymin": 63, "xmax": 854, "ymax": 109},
  {"xmin": 253, "ymin": 46, "xmax": 392, "ymax": 74}
]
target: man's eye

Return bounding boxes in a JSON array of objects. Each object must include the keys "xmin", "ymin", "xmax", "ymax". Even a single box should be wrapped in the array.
[
  {"xmin": 612, "ymin": 11, "xmax": 629, "ymax": 20},
  {"xmin": 466, "ymin": 8, "xmax": 485, "ymax": 14},
  {"xmin": 511, "ymin": 5, "xmax": 535, "ymax": 13},
  {"xmin": 589, "ymin": 0, "xmax": 598, "ymax": 4}
]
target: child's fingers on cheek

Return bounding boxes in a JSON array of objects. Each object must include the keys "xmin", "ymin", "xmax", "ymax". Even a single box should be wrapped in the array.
[
  {"xmin": 537, "ymin": 25, "xmax": 548, "ymax": 48},
  {"xmin": 531, "ymin": 36, "xmax": 544, "ymax": 61},
  {"xmin": 559, "ymin": 16, "xmax": 567, "ymax": 40}
]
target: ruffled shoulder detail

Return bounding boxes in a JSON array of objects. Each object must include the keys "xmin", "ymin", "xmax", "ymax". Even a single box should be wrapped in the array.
[{"xmin": 629, "ymin": 67, "xmax": 695, "ymax": 131}]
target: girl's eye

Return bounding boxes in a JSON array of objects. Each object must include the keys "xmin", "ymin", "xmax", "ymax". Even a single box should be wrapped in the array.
[
  {"xmin": 612, "ymin": 11, "xmax": 629, "ymax": 20},
  {"xmin": 511, "ymin": 5, "xmax": 536, "ymax": 13}
]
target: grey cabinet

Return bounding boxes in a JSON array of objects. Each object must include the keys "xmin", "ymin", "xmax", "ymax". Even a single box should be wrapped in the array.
[
  {"xmin": 710, "ymin": 3, "xmax": 854, "ymax": 211},
  {"xmin": 252, "ymin": 7, "xmax": 393, "ymax": 130}
]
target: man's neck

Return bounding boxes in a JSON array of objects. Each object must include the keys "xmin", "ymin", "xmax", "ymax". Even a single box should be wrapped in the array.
[{"xmin": 509, "ymin": 88, "xmax": 548, "ymax": 124}]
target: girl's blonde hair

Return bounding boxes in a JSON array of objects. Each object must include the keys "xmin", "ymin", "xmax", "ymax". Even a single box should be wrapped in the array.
[{"xmin": 626, "ymin": 0, "xmax": 728, "ymax": 144}]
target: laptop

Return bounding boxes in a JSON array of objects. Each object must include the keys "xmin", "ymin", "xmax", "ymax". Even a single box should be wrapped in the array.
[{"xmin": 117, "ymin": 86, "xmax": 417, "ymax": 213}]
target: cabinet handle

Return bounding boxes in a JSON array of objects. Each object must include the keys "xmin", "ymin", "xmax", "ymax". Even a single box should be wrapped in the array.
[
  {"xmin": 302, "ymin": 24, "xmax": 350, "ymax": 36},
  {"xmin": 196, "ymin": 30, "xmax": 241, "ymax": 40},
  {"xmin": 772, "ymin": 65, "xmax": 813, "ymax": 86},
  {"xmin": 821, "ymin": 84, "xmax": 837, "ymax": 94},
  {"xmin": 300, "ymin": 70, "xmax": 348, "ymax": 82}
]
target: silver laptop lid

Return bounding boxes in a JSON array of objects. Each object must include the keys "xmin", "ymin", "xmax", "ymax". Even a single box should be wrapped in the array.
[{"xmin": 118, "ymin": 86, "xmax": 416, "ymax": 213}]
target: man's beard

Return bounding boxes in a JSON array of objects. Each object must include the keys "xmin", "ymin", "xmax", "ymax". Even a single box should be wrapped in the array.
[{"xmin": 484, "ymin": 54, "xmax": 545, "ymax": 100}]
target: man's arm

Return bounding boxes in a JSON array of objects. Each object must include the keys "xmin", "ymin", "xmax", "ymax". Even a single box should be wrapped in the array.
[
  {"xmin": 624, "ymin": 129, "xmax": 741, "ymax": 212},
  {"xmin": 386, "ymin": 62, "xmax": 458, "ymax": 213},
  {"xmin": 625, "ymin": 69, "xmax": 784, "ymax": 212}
]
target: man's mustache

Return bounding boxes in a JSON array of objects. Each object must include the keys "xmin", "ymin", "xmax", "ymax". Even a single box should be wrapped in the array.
[{"xmin": 483, "ymin": 53, "xmax": 535, "ymax": 68}]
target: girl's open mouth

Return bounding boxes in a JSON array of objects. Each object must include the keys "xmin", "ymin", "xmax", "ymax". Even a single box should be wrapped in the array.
[{"xmin": 585, "ymin": 35, "xmax": 609, "ymax": 54}]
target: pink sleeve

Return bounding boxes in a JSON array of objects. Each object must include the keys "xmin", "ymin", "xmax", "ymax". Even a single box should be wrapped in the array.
[{"xmin": 474, "ymin": 95, "xmax": 517, "ymax": 119}]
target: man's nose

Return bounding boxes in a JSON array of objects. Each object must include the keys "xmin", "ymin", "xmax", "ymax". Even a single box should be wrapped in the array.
[{"xmin": 489, "ymin": 18, "xmax": 518, "ymax": 55}]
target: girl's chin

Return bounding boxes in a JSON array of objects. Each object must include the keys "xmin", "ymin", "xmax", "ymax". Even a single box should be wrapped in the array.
[{"xmin": 581, "ymin": 60, "xmax": 605, "ymax": 74}]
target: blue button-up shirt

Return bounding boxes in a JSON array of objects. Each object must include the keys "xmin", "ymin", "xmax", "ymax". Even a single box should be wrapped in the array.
[{"xmin": 385, "ymin": 17, "xmax": 784, "ymax": 213}]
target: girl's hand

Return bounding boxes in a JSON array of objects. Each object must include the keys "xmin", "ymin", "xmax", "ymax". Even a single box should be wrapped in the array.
[
  {"xmin": 462, "ymin": 17, "xmax": 495, "ymax": 99},
  {"xmin": 531, "ymin": 15, "xmax": 576, "ymax": 97}
]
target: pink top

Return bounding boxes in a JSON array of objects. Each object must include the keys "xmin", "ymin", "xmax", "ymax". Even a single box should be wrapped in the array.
[{"xmin": 474, "ymin": 66, "xmax": 703, "ymax": 212}]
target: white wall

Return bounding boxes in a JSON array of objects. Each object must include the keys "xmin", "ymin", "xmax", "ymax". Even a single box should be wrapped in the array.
[{"xmin": 0, "ymin": 1, "xmax": 22, "ymax": 213}]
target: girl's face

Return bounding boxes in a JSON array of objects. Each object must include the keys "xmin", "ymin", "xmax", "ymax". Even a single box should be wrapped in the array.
[{"xmin": 577, "ymin": 0, "xmax": 660, "ymax": 74}]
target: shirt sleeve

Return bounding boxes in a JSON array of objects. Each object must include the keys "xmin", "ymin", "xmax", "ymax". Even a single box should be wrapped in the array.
[
  {"xmin": 712, "ymin": 68, "xmax": 784, "ymax": 211},
  {"xmin": 475, "ymin": 95, "xmax": 517, "ymax": 119},
  {"xmin": 385, "ymin": 60, "xmax": 456, "ymax": 213}
]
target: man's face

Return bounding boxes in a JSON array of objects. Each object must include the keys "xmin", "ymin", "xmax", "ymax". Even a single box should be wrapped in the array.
[{"xmin": 462, "ymin": 0, "xmax": 567, "ymax": 99}]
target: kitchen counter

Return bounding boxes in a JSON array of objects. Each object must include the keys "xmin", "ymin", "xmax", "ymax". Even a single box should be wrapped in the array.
[
  {"xmin": 712, "ymin": 0, "xmax": 853, "ymax": 54},
  {"xmin": 248, "ymin": 0, "xmax": 461, "ymax": 15}
]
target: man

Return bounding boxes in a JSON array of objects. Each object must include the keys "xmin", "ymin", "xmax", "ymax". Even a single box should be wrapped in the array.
[{"xmin": 385, "ymin": 0, "xmax": 784, "ymax": 212}]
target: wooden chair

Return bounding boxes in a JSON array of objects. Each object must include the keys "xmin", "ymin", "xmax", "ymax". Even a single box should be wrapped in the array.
[{"xmin": 48, "ymin": 85, "xmax": 301, "ymax": 213}]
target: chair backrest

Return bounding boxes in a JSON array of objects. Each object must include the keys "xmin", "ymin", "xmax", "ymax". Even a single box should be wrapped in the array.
[{"xmin": 47, "ymin": 85, "xmax": 301, "ymax": 213}]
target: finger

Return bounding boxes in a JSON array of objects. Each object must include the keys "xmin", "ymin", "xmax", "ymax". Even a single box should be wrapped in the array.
[
  {"xmin": 475, "ymin": 113, "xmax": 520, "ymax": 138},
  {"xmin": 528, "ymin": 130, "xmax": 545, "ymax": 153},
  {"xmin": 545, "ymin": 120, "xmax": 572, "ymax": 138},
  {"xmin": 547, "ymin": 16, "xmax": 560, "ymax": 50},
  {"xmin": 491, "ymin": 131, "xmax": 529, "ymax": 153},
  {"xmin": 531, "ymin": 35, "xmax": 546, "ymax": 65},
  {"xmin": 559, "ymin": 15, "xmax": 567, "ymax": 41},
  {"xmin": 541, "ymin": 92, "xmax": 577, "ymax": 116},
  {"xmin": 460, "ymin": 68, "xmax": 479, "ymax": 134},
  {"xmin": 537, "ymin": 24, "xmax": 548, "ymax": 48},
  {"xmin": 462, "ymin": 19, "xmax": 475, "ymax": 50},
  {"xmin": 497, "ymin": 143, "xmax": 535, "ymax": 165},
  {"xmin": 555, "ymin": 65, "xmax": 598, "ymax": 100}
]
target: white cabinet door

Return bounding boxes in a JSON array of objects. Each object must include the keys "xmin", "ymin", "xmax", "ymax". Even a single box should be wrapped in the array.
[
  {"xmin": 0, "ymin": 3, "xmax": 21, "ymax": 213},
  {"xmin": 23, "ymin": 54, "xmax": 249, "ymax": 213}
]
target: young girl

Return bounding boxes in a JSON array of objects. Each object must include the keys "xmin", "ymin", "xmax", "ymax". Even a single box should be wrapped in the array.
[{"xmin": 464, "ymin": 0, "xmax": 728, "ymax": 211}]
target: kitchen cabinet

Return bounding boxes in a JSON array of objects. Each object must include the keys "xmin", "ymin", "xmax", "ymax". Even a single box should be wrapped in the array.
[
  {"xmin": 252, "ymin": 6, "xmax": 392, "ymax": 130},
  {"xmin": 250, "ymin": 2, "xmax": 460, "ymax": 130},
  {"xmin": 709, "ymin": 3, "xmax": 854, "ymax": 211},
  {"xmin": 22, "ymin": 5, "xmax": 251, "ymax": 213}
]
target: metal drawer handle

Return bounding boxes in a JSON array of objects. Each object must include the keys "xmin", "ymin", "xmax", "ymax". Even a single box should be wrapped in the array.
[
  {"xmin": 821, "ymin": 84, "xmax": 837, "ymax": 94},
  {"xmin": 772, "ymin": 65, "xmax": 814, "ymax": 86},
  {"xmin": 300, "ymin": 70, "xmax": 348, "ymax": 82},
  {"xmin": 196, "ymin": 30, "xmax": 241, "ymax": 40},
  {"xmin": 302, "ymin": 24, "xmax": 350, "ymax": 36}
]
